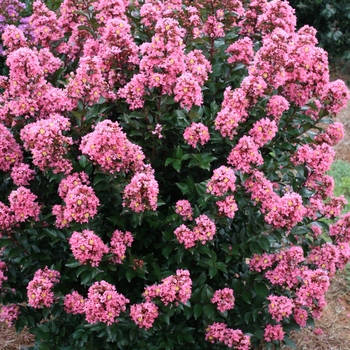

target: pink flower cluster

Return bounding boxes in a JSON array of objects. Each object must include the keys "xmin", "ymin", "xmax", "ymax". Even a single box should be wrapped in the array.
[
  {"xmin": 314, "ymin": 122, "xmax": 344, "ymax": 146},
  {"xmin": 20, "ymin": 113, "xmax": 73, "ymax": 174},
  {"xmin": 8, "ymin": 186, "xmax": 41, "ymax": 223},
  {"xmin": 52, "ymin": 172, "xmax": 100, "ymax": 228},
  {"xmin": 80, "ymin": 120, "xmax": 145, "ymax": 174},
  {"xmin": 64, "ymin": 291, "xmax": 85, "ymax": 315},
  {"xmin": 267, "ymin": 295, "xmax": 294, "ymax": 322},
  {"xmin": 174, "ymin": 214, "xmax": 216, "ymax": 249},
  {"xmin": 226, "ymin": 37, "xmax": 254, "ymax": 65},
  {"xmin": 248, "ymin": 118, "xmax": 278, "ymax": 147},
  {"xmin": 264, "ymin": 192, "xmax": 306, "ymax": 230},
  {"xmin": 205, "ymin": 322, "xmax": 251, "ymax": 350},
  {"xmin": 110, "ymin": 229, "xmax": 134, "ymax": 264},
  {"xmin": 183, "ymin": 122, "xmax": 210, "ymax": 148},
  {"xmin": 10, "ymin": 163, "xmax": 35, "ymax": 186},
  {"xmin": 207, "ymin": 166, "xmax": 236, "ymax": 196},
  {"xmin": 175, "ymin": 200, "xmax": 193, "ymax": 221},
  {"xmin": 0, "ymin": 304, "xmax": 20, "ymax": 326},
  {"xmin": 291, "ymin": 143, "xmax": 335, "ymax": 175},
  {"xmin": 130, "ymin": 301, "xmax": 159, "ymax": 329},
  {"xmin": 68, "ymin": 230, "xmax": 109, "ymax": 267},
  {"xmin": 84, "ymin": 281, "xmax": 129, "ymax": 325},
  {"xmin": 211, "ymin": 288, "xmax": 235, "ymax": 313},
  {"xmin": 216, "ymin": 196, "xmax": 238, "ymax": 219},
  {"xmin": 122, "ymin": 169, "xmax": 159, "ymax": 213},
  {"xmin": 0, "ymin": 124, "xmax": 23, "ymax": 172},
  {"xmin": 27, "ymin": 267, "xmax": 60, "ymax": 308},
  {"xmin": 143, "ymin": 269, "xmax": 192, "ymax": 306},
  {"xmin": 263, "ymin": 324, "xmax": 285, "ymax": 342},
  {"xmin": 227, "ymin": 136, "xmax": 263, "ymax": 173}
]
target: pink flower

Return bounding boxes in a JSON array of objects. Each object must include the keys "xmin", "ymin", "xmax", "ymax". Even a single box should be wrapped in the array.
[
  {"xmin": 175, "ymin": 200, "xmax": 193, "ymax": 220},
  {"xmin": 227, "ymin": 136, "xmax": 263, "ymax": 173},
  {"xmin": 174, "ymin": 72, "xmax": 203, "ymax": 109},
  {"xmin": 10, "ymin": 163, "xmax": 35, "ymax": 186},
  {"xmin": 183, "ymin": 122, "xmax": 210, "ymax": 148},
  {"xmin": 122, "ymin": 169, "xmax": 159, "ymax": 212},
  {"xmin": 0, "ymin": 261, "xmax": 8, "ymax": 289},
  {"xmin": 110, "ymin": 229, "xmax": 134, "ymax": 264},
  {"xmin": 267, "ymin": 295, "xmax": 294, "ymax": 322},
  {"xmin": 8, "ymin": 187, "xmax": 41, "ymax": 222},
  {"xmin": 226, "ymin": 37, "xmax": 254, "ymax": 65},
  {"xmin": 207, "ymin": 166, "xmax": 236, "ymax": 196},
  {"xmin": 216, "ymin": 195, "xmax": 238, "ymax": 219},
  {"xmin": 20, "ymin": 113, "xmax": 73, "ymax": 174},
  {"xmin": 205, "ymin": 322, "xmax": 251, "ymax": 349},
  {"xmin": 80, "ymin": 120, "xmax": 145, "ymax": 174},
  {"xmin": 264, "ymin": 324, "xmax": 285, "ymax": 342},
  {"xmin": 130, "ymin": 302, "xmax": 159, "ymax": 329},
  {"xmin": 27, "ymin": 267, "xmax": 60, "ymax": 308},
  {"xmin": 143, "ymin": 269, "xmax": 192, "ymax": 306},
  {"xmin": 0, "ymin": 304, "xmax": 20, "ymax": 326},
  {"xmin": 211, "ymin": 288, "xmax": 235, "ymax": 312},
  {"xmin": 193, "ymin": 214, "xmax": 216, "ymax": 244},
  {"xmin": 84, "ymin": 281, "xmax": 129, "ymax": 325},
  {"xmin": 174, "ymin": 224, "xmax": 197, "ymax": 249},
  {"xmin": 64, "ymin": 291, "xmax": 85, "ymax": 315},
  {"xmin": 0, "ymin": 124, "xmax": 23, "ymax": 172},
  {"xmin": 68, "ymin": 230, "xmax": 109, "ymax": 267}
]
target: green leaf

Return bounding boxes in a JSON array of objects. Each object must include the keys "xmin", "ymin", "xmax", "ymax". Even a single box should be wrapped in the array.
[
  {"xmin": 209, "ymin": 266, "xmax": 218, "ymax": 279},
  {"xmin": 254, "ymin": 283, "xmax": 269, "ymax": 299},
  {"xmin": 283, "ymin": 337, "xmax": 297, "ymax": 349},
  {"xmin": 126, "ymin": 269, "xmax": 136, "ymax": 282},
  {"xmin": 193, "ymin": 304, "xmax": 203, "ymax": 320},
  {"xmin": 176, "ymin": 182, "xmax": 189, "ymax": 195},
  {"xmin": 258, "ymin": 236, "xmax": 270, "ymax": 251}
]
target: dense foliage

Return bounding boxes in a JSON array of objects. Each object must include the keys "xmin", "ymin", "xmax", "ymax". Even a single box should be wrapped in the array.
[
  {"xmin": 0, "ymin": 0, "xmax": 350, "ymax": 349},
  {"xmin": 289, "ymin": 0, "xmax": 350, "ymax": 58}
]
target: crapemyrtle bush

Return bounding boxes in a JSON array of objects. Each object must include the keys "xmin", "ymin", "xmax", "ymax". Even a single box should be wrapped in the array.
[{"xmin": 0, "ymin": 0, "xmax": 350, "ymax": 349}]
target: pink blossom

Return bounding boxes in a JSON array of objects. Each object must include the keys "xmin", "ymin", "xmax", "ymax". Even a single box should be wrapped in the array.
[
  {"xmin": 64, "ymin": 291, "xmax": 85, "ymax": 315},
  {"xmin": 226, "ymin": 37, "xmax": 254, "ymax": 65},
  {"xmin": 0, "ymin": 304, "xmax": 20, "ymax": 326},
  {"xmin": 175, "ymin": 200, "xmax": 193, "ymax": 221},
  {"xmin": 84, "ymin": 281, "xmax": 129, "ymax": 325},
  {"xmin": 264, "ymin": 324, "xmax": 285, "ymax": 342},
  {"xmin": 193, "ymin": 214, "xmax": 216, "ymax": 244},
  {"xmin": 130, "ymin": 302, "xmax": 159, "ymax": 329},
  {"xmin": 205, "ymin": 322, "xmax": 251, "ymax": 349},
  {"xmin": 227, "ymin": 136, "xmax": 263, "ymax": 173},
  {"xmin": 0, "ymin": 124, "xmax": 23, "ymax": 172},
  {"xmin": 8, "ymin": 187, "xmax": 41, "ymax": 222},
  {"xmin": 207, "ymin": 166, "xmax": 236, "ymax": 196},
  {"xmin": 249, "ymin": 118, "xmax": 278, "ymax": 147},
  {"xmin": 174, "ymin": 224, "xmax": 197, "ymax": 249},
  {"xmin": 20, "ymin": 113, "xmax": 73, "ymax": 174},
  {"xmin": 216, "ymin": 195, "xmax": 238, "ymax": 219},
  {"xmin": 143, "ymin": 269, "xmax": 192, "ymax": 306},
  {"xmin": 27, "ymin": 267, "xmax": 60, "ymax": 308},
  {"xmin": 69, "ymin": 230, "xmax": 109, "ymax": 267},
  {"xmin": 293, "ymin": 308, "xmax": 308, "ymax": 327},
  {"xmin": 10, "ymin": 163, "xmax": 35, "ymax": 186},
  {"xmin": 266, "ymin": 95, "xmax": 290, "ymax": 120},
  {"xmin": 267, "ymin": 295, "xmax": 294, "ymax": 322},
  {"xmin": 110, "ymin": 229, "xmax": 134, "ymax": 264},
  {"xmin": 80, "ymin": 120, "xmax": 145, "ymax": 174},
  {"xmin": 174, "ymin": 72, "xmax": 203, "ymax": 109},
  {"xmin": 122, "ymin": 169, "xmax": 159, "ymax": 212},
  {"xmin": 211, "ymin": 288, "xmax": 235, "ymax": 312},
  {"xmin": 183, "ymin": 122, "xmax": 210, "ymax": 148}
]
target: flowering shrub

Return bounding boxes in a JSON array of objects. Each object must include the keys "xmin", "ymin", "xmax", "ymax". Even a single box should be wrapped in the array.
[{"xmin": 0, "ymin": 0, "xmax": 349, "ymax": 349}]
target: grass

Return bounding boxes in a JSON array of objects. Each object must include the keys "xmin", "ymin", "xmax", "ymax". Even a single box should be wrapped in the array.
[{"xmin": 328, "ymin": 159, "xmax": 350, "ymax": 213}]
